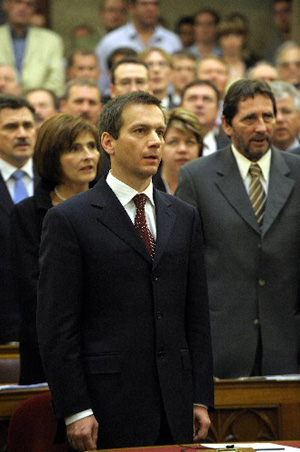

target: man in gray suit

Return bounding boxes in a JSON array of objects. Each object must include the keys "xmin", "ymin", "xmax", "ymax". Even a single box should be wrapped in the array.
[{"xmin": 177, "ymin": 79, "xmax": 300, "ymax": 379}]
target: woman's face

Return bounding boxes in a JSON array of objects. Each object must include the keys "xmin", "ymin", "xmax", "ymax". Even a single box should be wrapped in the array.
[
  {"xmin": 59, "ymin": 131, "xmax": 100, "ymax": 186},
  {"xmin": 162, "ymin": 126, "xmax": 199, "ymax": 172},
  {"xmin": 220, "ymin": 33, "xmax": 245, "ymax": 55}
]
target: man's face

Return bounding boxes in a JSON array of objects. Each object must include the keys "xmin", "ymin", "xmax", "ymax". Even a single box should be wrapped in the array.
[
  {"xmin": 101, "ymin": 0, "xmax": 126, "ymax": 32},
  {"xmin": 144, "ymin": 51, "xmax": 171, "ymax": 96},
  {"xmin": 249, "ymin": 64, "xmax": 279, "ymax": 83},
  {"xmin": 178, "ymin": 23, "xmax": 194, "ymax": 48},
  {"xmin": 26, "ymin": 90, "xmax": 57, "ymax": 129},
  {"xmin": 3, "ymin": 0, "xmax": 35, "ymax": 29},
  {"xmin": 130, "ymin": 0, "xmax": 160, "ymax": 28},
  {"xmin": 68, "ymin": 55, "xmax": 100, "ymax": 81},
  {"xmin": 272, "ymin": 95, "xmax": 300, "ymax": 150},
  {"xmin": 222, "ymin": 94, "xmax": 276, "ymax": 162},
  {"xmin": 0, "ymin": 107, "xmax": 36, "ymax": 167},
  {"xmin": 0, "ymin": 65, "xmax": 20, "ymax": 94},
  {"xmin": 273, "ymin": 0, "xmax": 291, "ymax": 34},
  {"xmin": 171, "ymin": 57, "xmax": 196, "ymax": 94},
  {"xmin": 194, "ymin": 12, "xmax": 217, "ymax": 44},
  {"xmin": 197, "ymin": 59, "xmax": 228, "ymax": 99},
  {"xmin": 61, "ymin": 85, "xmax": 102, "ymax": 125},
  {"xmin": 111, "ymin": 63, "xmax": 149, "ymax": 97},
  {"xmin": 277, "ymin": 47, "xmax": 300, "ymax": 86},
  {"xmin": 182, "ymin": 84, "xmax": 219, "ymax": 134},
  {"xmin": 102, "ymin": 103, "xmax": 165, "ymax": 189}
]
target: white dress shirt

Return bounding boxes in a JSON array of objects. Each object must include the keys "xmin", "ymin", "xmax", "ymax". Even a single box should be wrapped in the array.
[
  {"xmin": 0, "ymin": 157, "xmax": 34, "ymax": 200},
  {"xmin": 231, "ymin": 145, "xmax": 271, "ymax": 195}
]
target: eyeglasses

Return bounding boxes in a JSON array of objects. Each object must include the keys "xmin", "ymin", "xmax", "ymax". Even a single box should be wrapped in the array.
[{"xmin": 147, "ymin": 61, "xmax": 169, "ymax": 69}]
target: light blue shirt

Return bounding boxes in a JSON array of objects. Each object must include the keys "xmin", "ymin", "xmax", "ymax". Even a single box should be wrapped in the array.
[{"xmin": 95, "ymin": 22, "xmax": 182, "ymax": 94}]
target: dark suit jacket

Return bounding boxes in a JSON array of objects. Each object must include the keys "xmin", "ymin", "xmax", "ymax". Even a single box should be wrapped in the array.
[
  {"xmin": 37, "ymin": 177, "xmax": 214, "ymax": 449},
  {"xmin": 10, "ymin": 180, "xmax": 52, "ymax": 383},
  {"xmin": 0, "ymin": 170, "xmax": 39, "ymax": 343},
  {"xmin": 176, "ymin": 145, "xmax": 300, "ymax": 378}
]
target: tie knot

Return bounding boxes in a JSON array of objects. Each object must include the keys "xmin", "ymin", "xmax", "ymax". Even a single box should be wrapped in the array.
[
  {"xmin": 11, "ymin": 169, "xmax": 26, "ymax": 181},
  {"xmin": 133, "ymin": 193, "xmax": 147, "ymax": 209},
  {"xmin": 249, "ymin": 163, "xmax": 262, "ymax": 178}
]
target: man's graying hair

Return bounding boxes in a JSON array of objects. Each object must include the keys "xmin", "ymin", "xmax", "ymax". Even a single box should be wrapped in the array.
[
  {"xmin": 269, "ymin": 81, "xmax": 300, "ymax": 112},
  {"xmin": 98, "ymin": 91, "xmax": 165, "ymax": 140},
  {"xmin": 223, "ymin": 79, "xmax": 277, "ymax": 125}
]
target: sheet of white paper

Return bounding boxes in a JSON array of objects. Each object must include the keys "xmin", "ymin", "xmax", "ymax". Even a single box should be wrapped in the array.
[{"xmin": 200, "ymin": 443, "xmax": 299, "ymax": 451}]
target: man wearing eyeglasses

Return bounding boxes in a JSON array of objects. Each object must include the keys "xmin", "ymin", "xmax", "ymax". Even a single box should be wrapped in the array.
[
  {"xmin": 96, "ymin": 0, "xmax": 182, "ymax": 97},
  {"xmin": 0, "ymin": 0, "xmax": 64, "ymax": 95},
  {"xmin": 110, "ymin": 57, "xmax": 150, "ymax": 98}
]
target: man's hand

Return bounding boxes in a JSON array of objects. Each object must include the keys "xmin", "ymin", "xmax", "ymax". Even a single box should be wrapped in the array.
[
  {"xmin": 193, "ymin": 406, "xmax": 211, "ymax": 442},
  {"xmin": 67, "ymin": 415, "xmax": 99, "ymax": 451}
]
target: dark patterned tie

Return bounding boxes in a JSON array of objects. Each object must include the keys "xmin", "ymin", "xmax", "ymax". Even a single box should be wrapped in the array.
[
  {"xmin": 249, "ymin": 163, "xmax": 266, "ymax": 227},
  {"xmin": 133, "ymin": 194, "xmax": 155, "ymax": 259}
]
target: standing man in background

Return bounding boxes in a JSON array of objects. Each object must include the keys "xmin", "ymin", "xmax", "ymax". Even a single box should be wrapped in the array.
[
  {"xmin": 0, "ymin": 94, "xmax": 37, "ymax": 343},
  {"xmin": 177, "ymin": 79, "xmax": 300, "ymax": 379}
]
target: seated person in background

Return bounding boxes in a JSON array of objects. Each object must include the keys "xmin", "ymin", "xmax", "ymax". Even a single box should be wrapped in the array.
[
  {"xmin": 153, "ymin": 107, "xmax": 203, "ymax": 194},
  {"xmin": 169, "ymin": 51, "xmax": 196, "ymax": 107},
  {"xmin": 0, "ymin": 64, "xmax": 21, "ymax": 94},
  {"xmin": 269, "ymin": 81, "xmax": 300, "ymax": 153},
  {"xmin": 174, "ymin": 16, "xmax": 195, "ymax": 49},
  {"xmin": 60, "ymin": 78, "xmax": 102, "ymax": 126},
  {"xmin": 66, "ymin": 50, "xmax": 100, "ymax": 82},
  {"xmin": 140, "ymin": 47, "xmax": 173, "ymax": 109},
  {"xmin": 25, "ymin": 88, "xmax": 58, "ymax": 130},
  {"xmin": 110, "ymin": 57, "xmax": 150, "ymax": 98},
  {"xmin": 181, "ymin": 79, "xmax": 229, "ymax": 156},
  {"xmin": 11, "ymin": 113, "xmax": 100, "ymax": 384},
  {"xmin": 247, "ymin": 61, "xmax": 279, "ymax": 83},
  {"xmin": 0, "ymin": 0, "xmax": 64, "ymax": 95},
  {"xmin": 276, "ymin": 41, "xmax": 300, "ymax": 89}
]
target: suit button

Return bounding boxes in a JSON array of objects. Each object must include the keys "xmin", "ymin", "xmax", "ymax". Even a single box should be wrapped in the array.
[
  {"xmin": 254, "ymin": 318, "xmax": 260, "ymax": 326},
  {"xmin": 258, "ymin": 279, "xmax": 265, "ymax": 286},
  {"xmin": 156, "ymin": 310, "xmax": 163, "ymax": 319},
  {"xmin": 152, "ymin": 273, "xmax": 159, "ymax": 281},
  {"xmin": 157, "ymin": 349, "xmax": 165, "ymax": 359}
]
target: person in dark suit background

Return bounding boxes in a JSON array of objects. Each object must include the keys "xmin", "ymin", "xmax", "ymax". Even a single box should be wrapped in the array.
[
  {"xmin": 177, "ymin": 79, "xmax": 300, "ymax": 379},
  {"xmin": 37, "ymin": 91, "xmax": 214, "ymax": 451},
  {"xmin": 0, "ymin": 94, "xmax": 37, "ymax": 343},
  {"xmin": 11, "ymin": 113, "xmax": 100, "ymax": 384}
]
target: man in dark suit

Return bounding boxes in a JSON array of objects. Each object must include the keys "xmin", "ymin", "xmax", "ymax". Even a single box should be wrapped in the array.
[
  {"xmin": 37, "ymin": 91, "xmax": 214, "ymax": 451},
  {"xmin": 0, "ymin": 94, "xmax": 36, "ymax": 343},
  {"xmin": 177, "ymin": 79, "xmax": 300, "ymax": 379}
]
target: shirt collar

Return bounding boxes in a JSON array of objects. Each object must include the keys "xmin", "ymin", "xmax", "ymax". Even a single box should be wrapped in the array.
[
  {"xmin": 231, "ymin": 144, "xmax": 271, "ymax": 182},
  {"xmin": 273, "ymin": 137, "xmax": 300, "ymax": 153},
  {"xmin": 0, "ymin": 157, "xmax": 34, "ymax": 182},
  {"xmin": 9, "ymin": 24, "xmax": 30, "ymax": 39},
  {"xmin": 106, "ymin": 171, "xmax": 155, "ymax": 207}
]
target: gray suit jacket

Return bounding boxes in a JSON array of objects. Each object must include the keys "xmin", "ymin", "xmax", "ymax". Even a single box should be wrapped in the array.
[{"xmin": 176, "ymin": 145, "xmax": 300, "ymax": 378}]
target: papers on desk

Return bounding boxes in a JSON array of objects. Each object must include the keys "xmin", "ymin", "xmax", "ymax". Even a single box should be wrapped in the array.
[
  {"xmin": 214, "ymin": 375, "xmax": 300, "ymax": 382},
  {"xmin": 0, "ymin": 382, "xmax": 48, "ymax": 391},
  {"xmin": 200, "ymin": 443, "xmax": 298, "ymax": 451}
]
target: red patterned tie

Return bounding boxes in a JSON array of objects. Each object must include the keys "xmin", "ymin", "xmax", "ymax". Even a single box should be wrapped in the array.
[{"xmin": 133, "ymin": 194, "xmax": 155, "ymax": 259}]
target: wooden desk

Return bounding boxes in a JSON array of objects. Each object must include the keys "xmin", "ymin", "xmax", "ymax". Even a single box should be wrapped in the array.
[
  {"xmin": 210, "ymin": 379, "xmax": 300, "ymax": 442},
  {"xmin": 0, "ymin": 379, "xmax": 300, "ymax": 449}
]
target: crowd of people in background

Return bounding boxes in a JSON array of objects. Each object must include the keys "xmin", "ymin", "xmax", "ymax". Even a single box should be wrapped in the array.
[{"xmin": 0, "ymin": 0, "xmax": 300, "ymax": 386}]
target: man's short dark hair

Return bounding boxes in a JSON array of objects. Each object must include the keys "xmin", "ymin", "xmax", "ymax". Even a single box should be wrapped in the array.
[
  {"xmin": 223, "ymin": 79, "xmax": 277, "ymax": 126},
  {"xmin": 107, "ymin": 47, "xmax": 138, "ymax": 71},
  {"xmin": 98, "ymin": 91, "xmax": 165, "ymax": 143},
  {"xmin": 0, "ymin": 94, "xmax": 35, "ymax": 116},
  {"xmin": 174, "ymin": 16, "xmax": 194, "ymax": 34},
  {"xmin": 61, "ymin": 78, "xmax": 101, "ymax": 101},
  {"xmin": 25, "ymin": 88, "xmax": 59, "ymax": 110},
  {"xmin": 67, "ymin": 49, "xmax": 98, "ymax": 70},
  {"xmin": 181, "ymin": 79, "xmax": 220, "ymax": 104},
  {"xmin": 195, "ymin": 8, "xmax": 220, "ymax": 25},
  {"xmin": 111, "ymin": 58, "xmax": 149, "ymax": 85}
]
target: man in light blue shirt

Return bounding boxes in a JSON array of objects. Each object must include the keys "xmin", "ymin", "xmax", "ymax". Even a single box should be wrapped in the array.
[{"xmin": 96, "ymin": 0, "xmax": 182, "ymax": 95}]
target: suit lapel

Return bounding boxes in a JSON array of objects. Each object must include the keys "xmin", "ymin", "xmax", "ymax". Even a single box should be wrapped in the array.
[
  {"xmin": 90, "ymin": 178, "xmax": 152, "ymax": 262},
  {"xmin": 262, "ymin": 151, "xmax": 294, "ymax": 237},
  {"xmin": 0, "ymin": 173, "xmax": 13, "ymax": 215},
  {"xmin": 153, "ymin": 189, "xmax": 175, "ymax": 268},
  {"xmin": 215, "ymin": 147, "xmax": 261, "ymax": 234}
]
